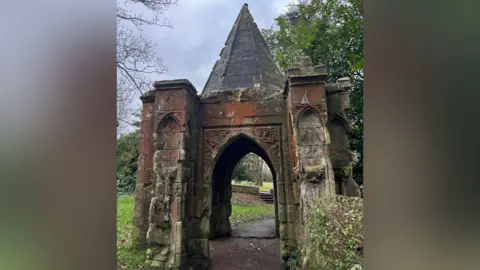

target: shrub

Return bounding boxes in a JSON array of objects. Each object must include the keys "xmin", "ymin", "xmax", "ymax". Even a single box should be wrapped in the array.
[
  {"xmin": 306, "ymin": 196, "xmax": 363, "ymax": 270},
  {"xmin": 285, "ymin": 249, "xmax": 301, "ymax": 269},
  {"xmin": 117, "ymin": 131, "xmax": 140, "ymax": 195}
]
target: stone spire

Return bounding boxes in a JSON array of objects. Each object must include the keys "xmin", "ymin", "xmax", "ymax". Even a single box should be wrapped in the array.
[{"xmin": 201, "ymin": 3, "xmax": 285, "ymax": 100}]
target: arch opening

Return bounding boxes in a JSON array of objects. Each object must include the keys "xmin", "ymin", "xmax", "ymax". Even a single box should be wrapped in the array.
[{"xmin": 209, "ymin": 135, "xmax": 279, "ymax": 240}]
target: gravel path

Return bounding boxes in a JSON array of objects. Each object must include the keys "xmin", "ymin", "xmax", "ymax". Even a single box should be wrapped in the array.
[{"xmin": 208, "ymin": 219, "xmax": 282, "ymax": 270}]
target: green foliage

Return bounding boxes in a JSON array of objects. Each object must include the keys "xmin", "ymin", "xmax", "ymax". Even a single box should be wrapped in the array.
[
  {"xmin": 285, "ymin": 249, "xmax": 302, "ymax": 269},
  {"xmin": 232, "ymin": 153, "xmax": 261, "ymax": 182},
  {"xmin": 263, "ymin": 0, "xmax": 364, "ymax": 185},
  {"xmin": 307, "ymin": 196, "xmax": 363, "ymax": 269},
  {"xmin": 117, "ymin": 131, "xmax": 140, "ymax": 195}
]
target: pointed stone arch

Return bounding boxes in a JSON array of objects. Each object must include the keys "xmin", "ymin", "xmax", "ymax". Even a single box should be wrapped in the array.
[
  {"xmin": 296, "ymin": 108, "xmax": 326, "ymax": 148},
  {"xmin": 328, "ymin": 113, "xmax": 351, "ymax": 133},
  {"xmin": 294, "ymin": 106, "xmax": 325, "ymax": 128},
  {"xmin": 154, "ymin": 114, "xmax": 182, "ymax": 152},
  {"xmin": 207, "ymin": 134, "xmax": 279, "ymax": 239},
  {"xmin": 157, "ymin": 114, "xmax": 181, "ymax": 134}
]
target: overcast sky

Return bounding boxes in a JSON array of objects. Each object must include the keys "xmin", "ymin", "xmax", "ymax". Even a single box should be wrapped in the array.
[
  {"xmin": 118, "ymin": 0, "xmax": 294, "ymax": 133},
  {"xmin": 142, "ymin": 0, "xmax": 294, "ymax": 93}
]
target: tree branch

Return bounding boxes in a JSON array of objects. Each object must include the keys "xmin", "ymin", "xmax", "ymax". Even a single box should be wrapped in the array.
[{"xmin": 117, "ymin": 116, "xmax": 138, "ymax": 127}]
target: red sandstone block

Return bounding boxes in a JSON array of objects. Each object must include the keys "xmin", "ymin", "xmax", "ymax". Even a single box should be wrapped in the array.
[
  {"xmin": 254, "ymin": 100, "xmax": 285, "ymax": 115},
  {"xmin": 155, "ymin": 90, "xmax": 188, "ymax": 111},
  {"xmin": 224, "ymin": 103, "xmax": 256, "ymax": 117},
  {"xmin": 202, "ymin": 104, "xmax": 222, "ymax": 117},
  {"xmin": 290, "ymin": 85, "xmax": 325, "ymax": 104},
  {"xmin": 245, "ymin": 115, "xmax": 283, "ymax": 125},
  {"xmin": 203, "ymin": 115, "xmax": 283, "ymax": 127}
]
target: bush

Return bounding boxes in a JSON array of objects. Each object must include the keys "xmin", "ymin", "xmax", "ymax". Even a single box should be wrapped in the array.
[
  {"xmin": 285, "ymin": 249, "xmax": 301, "ymax": 269},
  {"xmin": 306, "ymin": 196, "xmax": 363, "ymax": 270},
  {"xmin": 117, "ymin": 131, "xmax": 140, "ymax": 195}
]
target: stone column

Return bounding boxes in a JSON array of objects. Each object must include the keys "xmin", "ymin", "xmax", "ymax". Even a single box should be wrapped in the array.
[
  {"xmin": 326, "ymin": 77, "xmax": 360, "ymax": 197},
  {"xmin": 132, "ymin": 92, "xmax": 156, "ymax": 248},
  {"xmin": 286, "ymin": 56, "xmax": 336, "ymax": 218},
  {"xmin": 144, "ymin": 79, "xmax": 198, "ymax": 269},
  {"xmin": 285, "ymin": 57, "xmax": 337, "ymax": 267}
]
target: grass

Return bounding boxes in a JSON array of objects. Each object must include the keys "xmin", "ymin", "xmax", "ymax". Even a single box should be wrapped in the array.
[
  {"xmin": 259, "ymin": 181, "xmax": 273, "ymax": 192},
  {"xmin": 117, "ymin": 196, "xmax": 146, "ymax": 269},
  {"xmin": 117, "ymin": 195, "xmax": 275, "ymax": 269},
  {"xmin": 230, "ymin": 204, "xmax": 275, "ymax": 225}
]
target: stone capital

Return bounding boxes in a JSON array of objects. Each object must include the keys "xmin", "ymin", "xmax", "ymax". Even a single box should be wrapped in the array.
[
  {"xmin": 154, "ymin": 79, "xmax": 198, "ymax": 97},
  {"xmin": 140, "ymin": 91, "xmax": 155, "ymax": 104}
]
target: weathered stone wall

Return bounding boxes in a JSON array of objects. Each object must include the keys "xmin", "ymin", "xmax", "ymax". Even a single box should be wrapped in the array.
[{"xmin": 231, "ymin": 184, "xmax": 259, "ymax": 195}]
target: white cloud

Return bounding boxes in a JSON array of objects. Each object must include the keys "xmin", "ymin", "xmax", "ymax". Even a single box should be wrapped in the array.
[{"xmin": 271, "ymin": 0, "xmax": 295, "ymax": 15}]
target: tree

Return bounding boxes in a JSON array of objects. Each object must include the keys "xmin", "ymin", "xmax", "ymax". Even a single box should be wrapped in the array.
[
  {"xmin": 263, "ymin": 0, "xmax": 363, "ymax": 185},
  {"xmin": 117, "ymin": 0, "xmax": 178, "ymax": 132},
  {"xmin": 232, "ymin": 153, "xmax": 263, "ymax": 183}
]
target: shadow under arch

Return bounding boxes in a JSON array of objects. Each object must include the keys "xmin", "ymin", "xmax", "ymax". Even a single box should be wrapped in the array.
[{"xmin": 208, "ymin": 133, "xmax": 279, "ymax": 239}]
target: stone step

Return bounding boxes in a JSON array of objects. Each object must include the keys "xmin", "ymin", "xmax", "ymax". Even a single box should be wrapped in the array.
[{"xmin": 259, "ymin": 192, "xmax": 274, "ymax": 204}]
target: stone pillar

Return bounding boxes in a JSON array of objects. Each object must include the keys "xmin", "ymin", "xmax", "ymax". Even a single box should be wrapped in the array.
[
  {"xmin": 143, "ymin": 79, "xmax": 198, "ymax": 269},
  {"xmin": 285, "ymin": 57, "xmax": 336, "ymax": 266},
  {"xmin": 326, "ymin": 77, "xmax": 360, "ymax": 197},
  {"xmin": 132, "ymin": 92, "xmax": 156, "ymax": 248},
  {"xmin": 286, "ymin": 56, "xmax": 336, "ymax": 217}
]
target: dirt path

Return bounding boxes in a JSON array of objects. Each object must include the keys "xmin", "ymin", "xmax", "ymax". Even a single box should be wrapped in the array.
[
  {"xmin": 231, "ymin": 219, "xmax": 277, "ymax": 238},
  {"xmin": 208, "ymin": 219, "xmax": 282, "ymax": 270}
]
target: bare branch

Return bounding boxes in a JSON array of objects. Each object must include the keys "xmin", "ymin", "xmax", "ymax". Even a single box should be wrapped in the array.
[
  {"xmin": 116, "ymin": 0, "xmax": 175, "ymax": 133},
  {"xmin": 117, "ymin": 0, "xmax": 177, "ymax": 27},
  {"xmin": 117, "ymin": 116, "xmax": 138, "ymax": 127}
]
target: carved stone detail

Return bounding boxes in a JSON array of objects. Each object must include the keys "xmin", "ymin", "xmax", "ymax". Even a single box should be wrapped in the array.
[
  {"xmin": 204, "ymin": 127, "xmax": 282, "ymax": 175},
  {"xmin": 204, "ymin": 129, "xmax": 230, "ymax": 168},
  {"xmin": 253, "ymin": 127, "xmax": 280, "ymax": 150}
]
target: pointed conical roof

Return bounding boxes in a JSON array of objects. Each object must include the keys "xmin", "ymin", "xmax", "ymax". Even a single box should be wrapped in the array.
[{"xmin": 202, "ymin": 3, "xmax": 285, "ymax": 99}]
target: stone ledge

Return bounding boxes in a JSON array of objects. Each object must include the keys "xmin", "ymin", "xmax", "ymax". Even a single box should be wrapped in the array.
[
  {"xmin": 231, "ymin": 184, "xmax": 259, "ymax": 195},
  {"xmin": 153, "ymin": 79, "xmax": 198, "ymax": 97}
]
